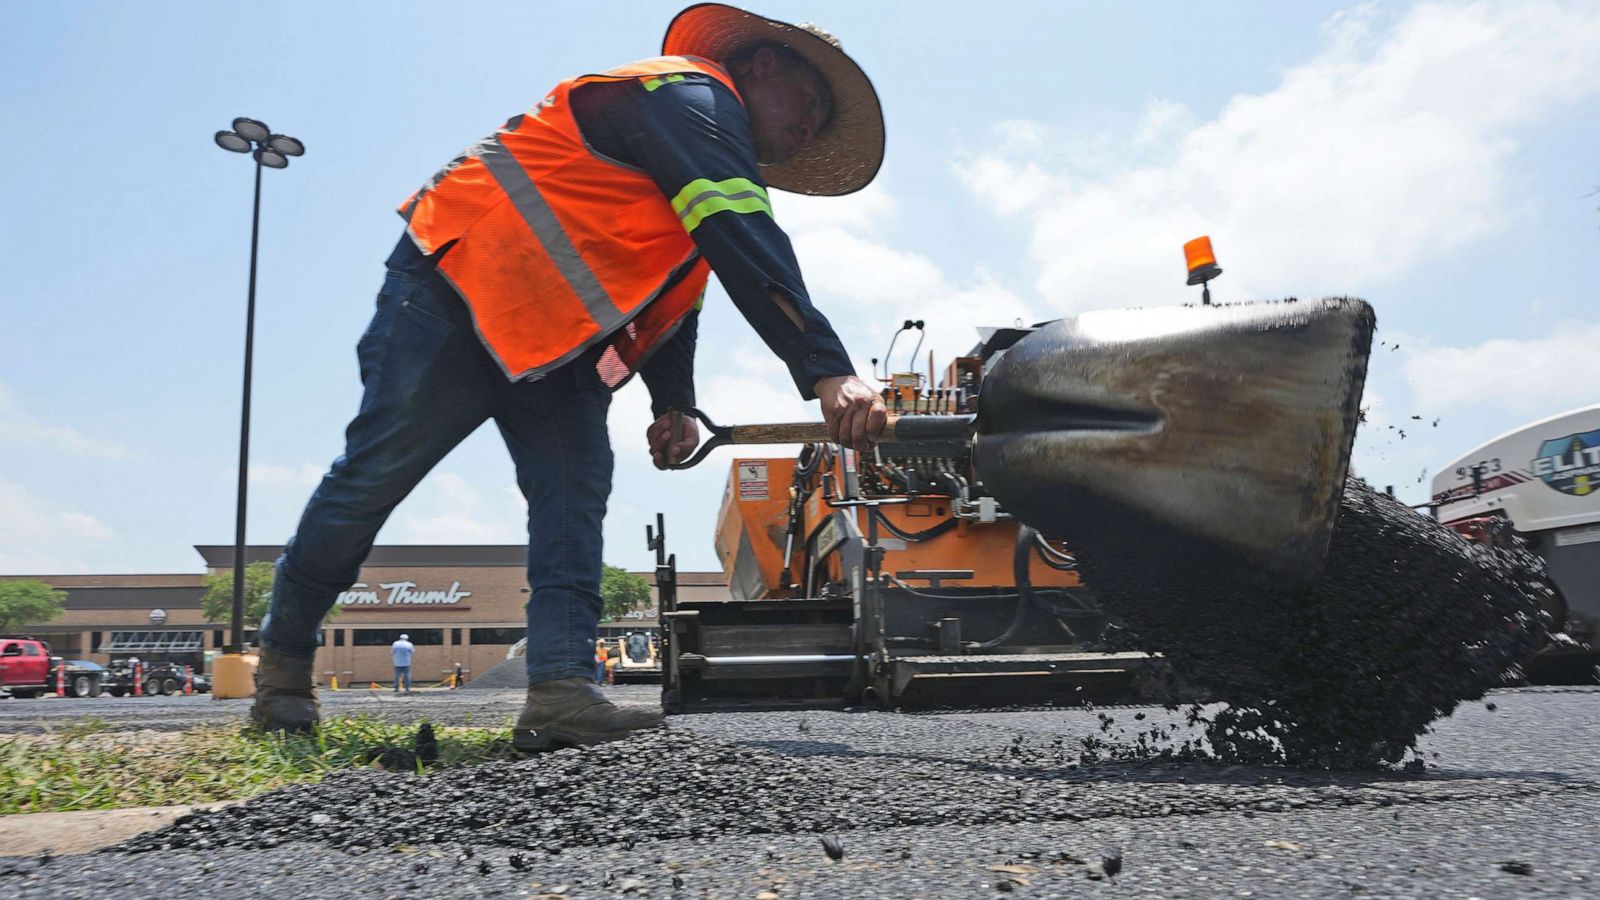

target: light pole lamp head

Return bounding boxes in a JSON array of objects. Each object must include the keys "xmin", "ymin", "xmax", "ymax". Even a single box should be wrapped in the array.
[
  {"xmin": 267, "ymin": 134, "xmax": 305, "ymax": 157},
  {"xmin": 255, "ymin": 147, "xmax": 290, "ymax": 169},
  {"xmin": 217, "ymin": 121, "xmax": 304, "ymax": 168},
  {"xmin": 215, "ymin": 131, "xmax": 252, "ymax": 153},
  {"xmin": 232, "ymin": 117, "xmax": 271, "ymax": 143}
]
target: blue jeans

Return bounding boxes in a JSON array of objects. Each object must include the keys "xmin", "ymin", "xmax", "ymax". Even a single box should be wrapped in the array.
[
  {"xmin": 393, "ymin": 665, "xmax": 411, "ymax": 691},
  {"xmin": 259, "ymin": 255, "xmax": 614, "ymax": 687}
]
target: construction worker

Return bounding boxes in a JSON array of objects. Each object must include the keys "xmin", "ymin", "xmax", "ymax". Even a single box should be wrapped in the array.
[
  {"xmin": 594, "ymin": 638, "xmax": 608, "ymax": 685},
  {"xmin": 251, "ymin": 3, "xmax": 888, "ymax": 750}
]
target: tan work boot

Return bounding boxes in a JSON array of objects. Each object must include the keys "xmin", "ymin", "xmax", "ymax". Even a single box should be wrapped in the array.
[
  {"xmin": 513, "ymin": 676, "xmax": 663, "ymax": 752},
  {"xmin": 250, "ymin": 648, "xmax": 320, "ymax": 733}
]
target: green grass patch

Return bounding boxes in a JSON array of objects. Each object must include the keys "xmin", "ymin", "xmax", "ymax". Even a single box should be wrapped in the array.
[{"xmin": 0, "ymin": 716, "xmax": 517, "ymax": 814}]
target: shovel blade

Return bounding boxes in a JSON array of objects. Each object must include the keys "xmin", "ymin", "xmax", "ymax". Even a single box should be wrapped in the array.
[{"xmin": 974, "ymin": 298, "xmax": 1374, "ymax": 590}]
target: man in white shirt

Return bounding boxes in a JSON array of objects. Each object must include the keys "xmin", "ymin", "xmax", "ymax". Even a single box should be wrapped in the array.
[{"xmin": 391, "ymin": 634, "xmax": 415, "ymax": 694}]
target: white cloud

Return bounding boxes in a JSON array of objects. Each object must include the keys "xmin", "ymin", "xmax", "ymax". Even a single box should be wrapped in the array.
[
  {"xmin": 0, "ymin": 478, "xmax": 114, "ymax": 574},
  {"xmin": 607, "ymin": 380, "xmax": 659, "ymax": 463},
  {"xmin": 0, "ymin": 383, "xmax": 133, "ymax": 460},
  {"xmin": 1135, "ymin": 98, "xmax": 1195, "ymax": 147},
  {"xmin": 775, "ymin": 180, "xmax": 1040, "ymax": 376},
  {"xmin": 249, "ymin": 463, "xmax": 325, "ymax": 490},
  {"xmin": 56, "ymin": 513, "xmax": 113, "ymax": 541},
  {"xmin": 953, "ymin": 155, "xmax": 1059, "ymax": 217},
  {"xmin": 1402, "ymin": 320, "xmax": 1600, "ymax": 415},
  {"xmin": 772, "ymin": 182, "xmax": 899, "ymax": 234},
  {"xmin": 693, "ymin": 358, "xmax": 819, "ymax": 461},
  {"xmin": 960, "ymin": 1, "xmax": 1600, "ymax": 311},
  {"xmin": 388, "ymin": 472, "xmax": 527, "ymax": 544},
  {"xmin": 994, "ymin": 119, "xmax": 1052, "ymax": 155}
]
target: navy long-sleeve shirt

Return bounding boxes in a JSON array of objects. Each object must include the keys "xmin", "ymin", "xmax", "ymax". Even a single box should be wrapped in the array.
[{"xmin": 567, "ymin": 72, "xmax": 855, "ymax": 416}]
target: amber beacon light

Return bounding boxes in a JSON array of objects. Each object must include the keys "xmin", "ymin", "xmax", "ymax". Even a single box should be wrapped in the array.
[{"xmin": 1183, "ymin": 235, "xmax": 1223, "ymax": 305}]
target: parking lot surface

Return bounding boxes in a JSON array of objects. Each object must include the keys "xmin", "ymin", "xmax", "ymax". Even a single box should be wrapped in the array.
[{"xmin": 1, "ymin": 686, "xmax": 1596, "ymax": 897}]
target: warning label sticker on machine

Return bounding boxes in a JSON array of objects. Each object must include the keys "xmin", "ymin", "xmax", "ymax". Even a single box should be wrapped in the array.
[{"xmin": 737, "ymin": 460, "xmax": 769, "ymax": 501}]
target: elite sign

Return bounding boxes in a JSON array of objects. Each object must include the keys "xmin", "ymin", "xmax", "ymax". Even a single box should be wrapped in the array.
[{"xmin": 1532, "ymin": 428, "xmax": 1600, "ymax": 496}]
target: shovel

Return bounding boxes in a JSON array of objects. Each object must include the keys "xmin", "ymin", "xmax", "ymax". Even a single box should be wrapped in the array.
[
  {"xmin": 670, "ymin": 297, "xmax": 1373, "ymax": 591},
  {"xmin": 974, "ymin": 297, "xmax": 1374, "ymax": 589}
]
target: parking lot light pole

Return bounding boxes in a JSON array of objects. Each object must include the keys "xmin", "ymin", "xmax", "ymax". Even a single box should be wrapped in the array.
[{"xmin": 211, "ymin": 117, "xmax": 304, "ymax": 699}]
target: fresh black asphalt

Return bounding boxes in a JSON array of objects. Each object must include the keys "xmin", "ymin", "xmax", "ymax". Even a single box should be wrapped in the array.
[{"xmin": 2, "ymin": 685, "xmax": 1596, "ymax": 897}]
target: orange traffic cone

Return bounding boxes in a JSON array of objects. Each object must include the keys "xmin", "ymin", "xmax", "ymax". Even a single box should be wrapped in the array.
[
  {"xmin": 184, "ymin": 665, "xmax": 194, "ymax": 695},
  {"xmin": 133, "ymin": 662, "xmax": 143, "ymax": 696},
  {"xmin": 55, "ymin": 662, "xmax": 66, "ymax": 697}
]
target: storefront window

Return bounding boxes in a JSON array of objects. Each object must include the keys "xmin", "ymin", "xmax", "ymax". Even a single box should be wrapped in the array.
[
  {"xmin": 469, "ymin": 628, "xmax": 524, "ymax": 645},
  {"xmin": 352, "ymin": 629, "xmax": 443, "ymax": 646}
]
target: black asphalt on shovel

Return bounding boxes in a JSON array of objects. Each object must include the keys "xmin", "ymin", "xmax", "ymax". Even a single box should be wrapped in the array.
[{"xmin": 670, "ymin": 297, "xmax": 1374, "ymax": 591}]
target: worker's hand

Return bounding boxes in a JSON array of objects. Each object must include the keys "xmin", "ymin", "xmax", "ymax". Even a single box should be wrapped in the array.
[
  {"xmin": 648, "ymin": 412, "xmax": 701, "ymax": 470},
  {"xmin": 814, "ymin": 375, "xmax": 888, "ymax": 451}
]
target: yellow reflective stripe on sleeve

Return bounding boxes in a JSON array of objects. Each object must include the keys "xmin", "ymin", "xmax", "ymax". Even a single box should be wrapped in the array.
[
  {"xmin": 693, "ymin": 288, "xmax": 707, "ymax": 311},
  {"xmin": 642, "ymin": 73, "xmax": 688, "ymax": 92},
  {"xmin": 670, "ymin": 177, "xmax": 773, "ymax": 233}
]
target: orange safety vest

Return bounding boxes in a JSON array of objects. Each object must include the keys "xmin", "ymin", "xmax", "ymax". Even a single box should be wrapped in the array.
[{"xmin": 400, "ymin": 56, "xmax": 747, "ymax": 385}]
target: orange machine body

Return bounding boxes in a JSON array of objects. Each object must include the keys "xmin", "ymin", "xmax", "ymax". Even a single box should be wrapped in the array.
[{"xmin": 715, "ymin": 456, "xmax": 1081, "ymax": 598}]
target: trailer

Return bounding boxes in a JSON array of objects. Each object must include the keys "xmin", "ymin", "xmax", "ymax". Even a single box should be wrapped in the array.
[{"xmin": 1432, "ymin": 403, "xmax": 1600, "ymax": 682}]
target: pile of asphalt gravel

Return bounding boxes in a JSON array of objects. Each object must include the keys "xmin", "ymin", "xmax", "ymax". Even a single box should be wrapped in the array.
[
  {"xmin": 117, "ymin": 723, "xmax": 1539, "ymax": 858},
  {"xmin": 1069, "ymin": 479, "xmax": 1550, "ymax": 768},
  {"xmin": 462, "ymin": 657, "xmax": 526, "ymax": 691}
]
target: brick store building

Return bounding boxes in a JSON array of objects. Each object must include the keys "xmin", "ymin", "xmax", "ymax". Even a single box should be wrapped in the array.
[{"xmin": 0, "ymin": 546, "xmax": 725, "ymax": 687}]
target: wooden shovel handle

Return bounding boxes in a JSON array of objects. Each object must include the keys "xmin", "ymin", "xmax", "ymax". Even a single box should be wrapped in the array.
[
  {"xmin": 730, "ymin": 414, "xmax": 974, "ymax": 446},
  {"xmin": 729, "ymin": 422, "xmax": 832, "ymax": 444}
]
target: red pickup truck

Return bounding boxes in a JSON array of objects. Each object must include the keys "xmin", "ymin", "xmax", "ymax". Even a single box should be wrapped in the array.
[{"xmin": 0, "ymin": 638, "xmax": 53, "ymax": 698}]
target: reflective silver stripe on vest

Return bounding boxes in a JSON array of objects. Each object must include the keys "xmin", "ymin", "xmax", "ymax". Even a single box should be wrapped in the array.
[{"xmin": 477, "ymin": 137, "xmax": 621, "ymax": 328}]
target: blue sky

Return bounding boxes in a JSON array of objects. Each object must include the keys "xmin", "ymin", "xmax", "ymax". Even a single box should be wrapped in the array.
[{"xmin": 2, "ymin": 1, "xmax": 1597, "ymax": 575}]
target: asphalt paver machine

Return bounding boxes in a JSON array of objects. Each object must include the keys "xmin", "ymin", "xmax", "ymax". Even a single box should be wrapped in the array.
[{"xmin": 652, "ymin": 294, "xmax": 1375, "ymax": 712}]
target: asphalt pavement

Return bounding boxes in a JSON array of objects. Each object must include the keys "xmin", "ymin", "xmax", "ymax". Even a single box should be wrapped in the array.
[{"xmin": 1, "ymin": 685, "xmax": 1596, "ymax": 897}]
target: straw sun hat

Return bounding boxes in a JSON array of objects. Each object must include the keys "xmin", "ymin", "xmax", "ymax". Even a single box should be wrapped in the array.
[{"xmin": 662, "ymin": 3, "xmax": 884, "ymax": 196}]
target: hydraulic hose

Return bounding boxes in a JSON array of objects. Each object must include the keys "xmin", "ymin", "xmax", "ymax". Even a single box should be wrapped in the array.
[
  {"xmin": 963, "ymin": 524, "xmax": 1039, "ymax": 649},
  {"xmin": 1034, "ymin": 536, "xmax": 1079, "ymax": 571},
  {"xmin": 884, "ymin": 580, "xmax": 1028, "ymax": 604},
  {"xmin": 869, "ymin": 507, "xmax": 958, "ymax": 542}
]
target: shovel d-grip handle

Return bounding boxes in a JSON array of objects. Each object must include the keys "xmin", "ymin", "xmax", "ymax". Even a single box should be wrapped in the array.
[{"xmin": 664, "ymin": 407, "xmax": 975, "ymax": 470}]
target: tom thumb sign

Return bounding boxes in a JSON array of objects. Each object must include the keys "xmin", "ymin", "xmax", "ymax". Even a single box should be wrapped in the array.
[{"xmin": 336, "ymin": 581, "xmax": 472, "ymax": 607}]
